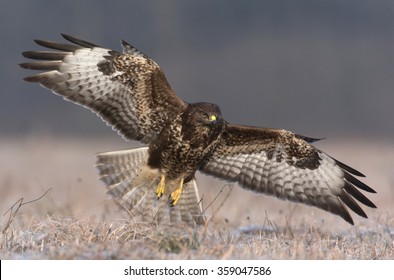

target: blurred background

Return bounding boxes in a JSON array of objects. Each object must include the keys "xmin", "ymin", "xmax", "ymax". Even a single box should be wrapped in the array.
[
  {"xmin": 2, "ymin": 0, "xmax": 394, "ymax": 137},
  {"xmin": 0, "ymin": 0, "xmax": 393, "ymax": 228}
]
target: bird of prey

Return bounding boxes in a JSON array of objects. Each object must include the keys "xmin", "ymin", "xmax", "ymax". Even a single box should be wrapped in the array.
[{"xmin": 20, "ymin": 34, "xmax": 376, "ymax": 226}]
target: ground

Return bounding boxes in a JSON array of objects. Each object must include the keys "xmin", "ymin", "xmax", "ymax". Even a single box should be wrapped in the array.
[{"xmin": 1, "ymin": 135, "xmax": 393, "ymax": 259}]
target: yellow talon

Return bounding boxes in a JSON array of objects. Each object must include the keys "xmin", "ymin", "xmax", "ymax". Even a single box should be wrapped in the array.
[
  {"xmin": 156, "ymin": 175, "xmax": 165, "ymax": 199},
  {"xmin": 169, "ymin": 178, "xmax": 184, "ymax": 207}
]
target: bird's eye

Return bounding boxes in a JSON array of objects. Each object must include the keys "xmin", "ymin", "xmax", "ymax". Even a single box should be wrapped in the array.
[
  {"xmin": 201, "ymin": 112, "xmax": 217, "ymax": 124},
  {"xmin": 209, "ymin": 115, "xmax": 217, "ymax": 124}
]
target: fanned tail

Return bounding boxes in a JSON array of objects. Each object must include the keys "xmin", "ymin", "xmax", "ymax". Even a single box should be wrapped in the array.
[{"xmin": 95, "ymin": 147, "xmax": 205, "ymax": 226}]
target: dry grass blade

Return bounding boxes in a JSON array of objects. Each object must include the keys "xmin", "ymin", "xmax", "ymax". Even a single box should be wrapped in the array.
[
  {"xmin": 2, "ymin": 188, "xmax": 52, "ymax": 234},
  {"xmin": 202, "ymin": 183, "xmax": 233, "ymax": 223}
]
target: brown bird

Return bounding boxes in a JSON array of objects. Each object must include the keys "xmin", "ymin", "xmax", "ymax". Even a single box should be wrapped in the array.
[{"xmin": 20, "ymin": 34, "xmax": 376, "ymax": 226}]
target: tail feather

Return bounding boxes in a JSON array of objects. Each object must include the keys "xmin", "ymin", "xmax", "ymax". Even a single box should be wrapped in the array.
[
  {"xmin": 177, "ymin": 180, "xmax": 205, "ymax": 225},
  {"xmin": 95, "ymin": 147, "xmax": 205, "ymax": 226},
  {"xmin": 165, "ymin": 180, "xmax": 204, "ymax": 225}
]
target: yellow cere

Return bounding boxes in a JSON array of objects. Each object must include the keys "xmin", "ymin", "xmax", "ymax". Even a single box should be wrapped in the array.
[{"xmin": 210, "ymin": 115, "xmax": 217, "ymax": 121}]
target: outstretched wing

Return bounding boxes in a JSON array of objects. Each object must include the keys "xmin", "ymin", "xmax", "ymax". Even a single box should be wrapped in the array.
[
  {"xmin": 200, "ymin": 124, "xmax": 376, "ymax": 224},
  {"xmin": 20, "ymin": 34, "xmax": 186, "ymax": 143}
]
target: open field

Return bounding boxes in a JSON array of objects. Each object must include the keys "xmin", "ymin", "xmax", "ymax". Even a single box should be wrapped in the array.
[{"xmin": 1, "ymin": 135, "xmax": 393, "ymax": 259}]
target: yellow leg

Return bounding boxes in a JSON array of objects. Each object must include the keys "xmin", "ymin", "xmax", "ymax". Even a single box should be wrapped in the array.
[
  {"xmin": 169, "ymin": 178, "xmax": 184, "ymax": 207},
  {"xmin": 156, "ymin": 175, "xmax": 165, "ymax": 199}
]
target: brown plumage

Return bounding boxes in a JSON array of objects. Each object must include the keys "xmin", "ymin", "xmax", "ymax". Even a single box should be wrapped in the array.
[{"xmin": 20, "ymin": 34, "xmax": 376, "ymax": 225}]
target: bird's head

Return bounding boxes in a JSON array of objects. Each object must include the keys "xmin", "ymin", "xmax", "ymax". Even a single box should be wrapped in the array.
[{"xmin": 187, "ymin": 102, "xmax": 223, "ymax": 127}]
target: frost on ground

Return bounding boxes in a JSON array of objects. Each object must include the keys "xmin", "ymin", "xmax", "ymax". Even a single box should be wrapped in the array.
[{"xmin": 1, "ymin": 136, "xmax": 393, "ymax": 259}]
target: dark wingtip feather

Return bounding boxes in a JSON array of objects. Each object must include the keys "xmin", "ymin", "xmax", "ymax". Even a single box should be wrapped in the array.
[
  {"xmin": 22, "ymin": 51, "xmax": 34, "ymax": 59},
  {"xmin": 61, "ymin": 34, "xmax": 100, "ymax": 48},
  {"xmin": 121, "ymin": 39, "xmax": 130, "ymax": 47},
  {"xmin": 334, "ymin": 158, "xmax": 365, "ymax": 177},
  {"xmin": 295, "ymin": 134, "xmax": 325, "ymax": 143},
  {"xmin": 347, "ymin": 219, "xmax": 355, "ymax": 225},
  {"xmin": 339, "ymin": 191, "xmax": 368, "ymax": 219},
  {"xmin": 339, "ymin": 209, "xmax": 355, "ymax": 225},
  {"xmin": 19, "ymin": 62, "xmax": 30, "ymax": 69},
  {"xmin": 324, "ymin": 197, "xmax": 355, "ymax": 225},
  {"xmin": 33, "ymin": 39, "xmax": 80, "ymax": 52},
  {"xmin": 344, "ymin": 172, "xmax": 376, "ymax": 193},
  {"xmin": 19, "ymin": 61, "xmax": 61, "ymax": 71},
  {"xmin": 23, "ymin": 76, "xmax": 38, "ymax": 82},
  {"xmin": 22, "ymin": 50, "xmax": 68, "ymax": 61},
  {"xmin": 344, "ymin": 182, "xmax": 377, "ymax": 208}
]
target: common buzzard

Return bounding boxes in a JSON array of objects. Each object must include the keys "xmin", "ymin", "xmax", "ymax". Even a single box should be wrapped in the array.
[{"xmin": 20, "ymin": 34, "xmax": 376, "ymax": 226}]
